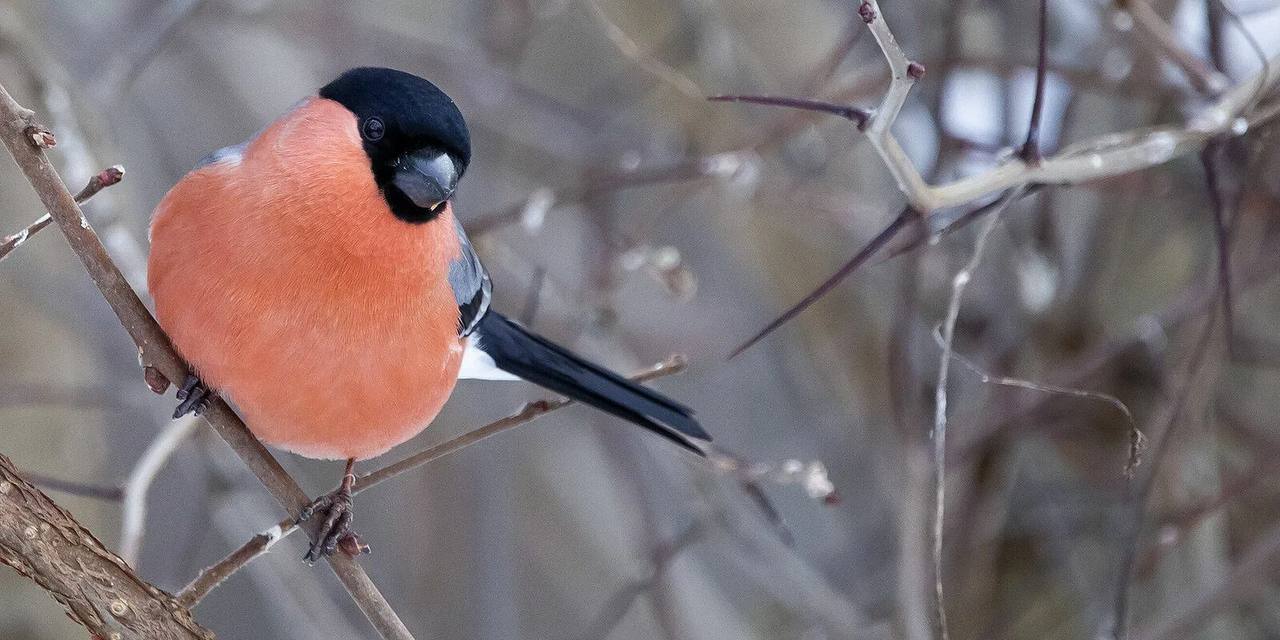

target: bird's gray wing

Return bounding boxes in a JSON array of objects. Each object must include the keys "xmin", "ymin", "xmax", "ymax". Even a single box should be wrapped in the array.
[{"xmin": 447, "ymin": 216, "xmax": 491, "ymax": 336}]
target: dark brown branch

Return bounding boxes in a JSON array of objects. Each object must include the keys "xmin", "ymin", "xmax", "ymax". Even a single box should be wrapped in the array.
[
  {"xmin": 0, "ymin": 452, "xmax": 213, "ymax": 639},
  {"xmin": 707, "ymin": 94, "xmax": 871, "ymax": 130},
  {"xmin": 0, "ymin": 82, "xmax": 414, "ymax": 640},
  {"xmin": 1020, "ymin": 0, "xmax": 1049, "ymax": 163},
  {"xmin": 178, "ymin": 356, "xmax": 690, "ymax": 607},
  {"xmin": 1111, "ymin": 317, "xmax": 1218, "ymax": 640},
  {"xmin": 24, "ymin": 471, "xmax": 124, "ymax": 501},
  {"xmin": 727, "ymin": 207, "xmax": 916, "ymax": 359},
  {"xmin": 177, "ymin": 523, "xmax": 285, "ymax": 609},
  {"xmin": 0, "ymin": 164, "xmax": 123, "ymax": 263},
  {"xmin": 1200, "ymin": 141, "xmax": 1238, "ymax": 352},
  {"xmin": 357, "ymin": 355, "xmax": 688, "ymax": 491}
]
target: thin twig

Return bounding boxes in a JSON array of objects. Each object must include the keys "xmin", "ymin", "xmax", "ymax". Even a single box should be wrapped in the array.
[
  {"xmin": 0, "ymin": 82, "xmax": 414, "ymax": 640},
  {"xmin": 178, "ymin": 355, "xmax": 689, "ymax": 606},
  {"xmin": 1110, "ymin": 318, "xmax": 1218, "ymax": 640},
  {"xmin": 757, "ymin": 0, "xmax": 1280, "ymax": 213},
  {"xmin": 583, "ymin": 0, "xmax": 705, "ymax": 99},
  {"xmin": 1200, "ymin": 141, "xmax": 1238, "ymax": 352},
  {"xmin": 177, "ymin": 518, "xmax": 290, "ymax": 608},
  {"xmin": 23, "ymin": 471, "xmax": 124, "ymax": 501},
  {"xmin": 119, "ymin": 414, "xmax": 201, "ymax": 566},
  {"xmin": 930, "ymin": 187, "xmax": 1025, "ymax": 640},
  {"xmin": 1121, "ymin": 0, "xmax": 1230, "ymax": 96},
  {"xmin": 717, "ymin": 1, "xmax": 1280, "ymax": 358},
  {"xmin": 933, "ymin": 329, "xmax": 1145, "ymax": 476},
  {"xmin": 0, "ymin": 164, "xmax": 123, "ymax": 262},
  {"xmin": 1020, "ymin": 0, "xmax": 1049, "ymax": 162},
  {"xmin": 707, "ymin": 95, "xmax": 871, "ymax": 130},
  {"xmin": 357, "ymin": 355, "xmax": 688, "ymax": 491},
  {"xmin": 727, "ymin": 207, "xmax": 916, "ymax": 358}
]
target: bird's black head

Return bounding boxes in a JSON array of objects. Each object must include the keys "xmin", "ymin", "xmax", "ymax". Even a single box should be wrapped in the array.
[{"xmin": 320, "ymin": 67, "xmax": 471, "ymax": 224}]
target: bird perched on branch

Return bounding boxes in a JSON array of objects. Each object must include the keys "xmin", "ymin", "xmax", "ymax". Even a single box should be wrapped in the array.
[{"xmin": 148, "ymin": 67, "xmax": 709, "ymax": 563}]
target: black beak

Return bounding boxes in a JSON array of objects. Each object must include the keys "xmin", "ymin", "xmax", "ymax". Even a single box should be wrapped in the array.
[{"xmin": 391, "ymin": 148, "xmax": 458, "ymax": 211}]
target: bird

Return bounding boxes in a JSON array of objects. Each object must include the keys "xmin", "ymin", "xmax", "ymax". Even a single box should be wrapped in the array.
[{"xmin": 148, "ymin": 66, "xmax": 710, "ymax": 563}]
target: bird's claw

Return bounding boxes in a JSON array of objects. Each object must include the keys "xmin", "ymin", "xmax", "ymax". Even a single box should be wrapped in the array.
[
  {"xmin": 297, "ymin": 480, "xmax": 366, "ymax": 564},
  {"xmin": 173, "ymin": 374, "xmax": 211, "ymax": 418}
]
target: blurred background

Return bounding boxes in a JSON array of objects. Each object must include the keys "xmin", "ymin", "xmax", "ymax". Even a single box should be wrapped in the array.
[{"xmin": 1, "ymin": 0, "xmax": 1279, "ymax": 638}]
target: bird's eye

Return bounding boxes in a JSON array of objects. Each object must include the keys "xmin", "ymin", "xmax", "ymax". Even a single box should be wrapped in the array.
[{"xmin": 361, "ymin": 116, "xmax": 385, "ymax": 142}]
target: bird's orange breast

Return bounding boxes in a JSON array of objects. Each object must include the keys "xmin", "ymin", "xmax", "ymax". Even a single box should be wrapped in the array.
[{"xmin": 148, "ymin": 97, "xmax": 465, "ymax": 460}]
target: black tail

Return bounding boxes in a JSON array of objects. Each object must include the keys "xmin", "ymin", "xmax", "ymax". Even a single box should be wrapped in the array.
[{"xmin": 473, "ymin": 312, "xmax": 710, "ymax": 454}]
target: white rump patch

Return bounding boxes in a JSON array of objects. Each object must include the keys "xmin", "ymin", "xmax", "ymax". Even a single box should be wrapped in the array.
[{"xmin": 458, "ymin": 334, "xmax": 519, "ymax": 381}]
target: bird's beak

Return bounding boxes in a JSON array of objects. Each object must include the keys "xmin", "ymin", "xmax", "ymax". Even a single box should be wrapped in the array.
[{"xmin": 391, "ymin": 148, "xmax": 458, "ymax": 211}]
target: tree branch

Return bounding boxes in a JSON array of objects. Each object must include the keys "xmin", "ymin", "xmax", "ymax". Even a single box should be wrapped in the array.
[
  {"xmin": 0, "ymin": 81, "xmax": 414, "ymax": 640},
  {"xmin": 177, "ymin": 355, "xmax": 690, "ymax": 606},
  {"xmin": 119, "ymin": 414, "xmax": 201, "ymax": 566},
  {"xmin": 0, "ymin": 452, "xmax": 213, "ymax": 639},
  {"xmin": 1120, "ymin": 0, "xmax": 1230, "ymax": 96},
  {"xmin": 1020, "ymin": 0, "xmax": 1049, "ymax": 162},
  {"xmin": 929, "ymin": 187, "xmax": 1025, "ymax": 640},
  {"xmin": 0, "ymin": 164, "xmax": 123, "ymax": 262},
  {"xmin": 715, "ymin": 0, "xmax": 1279, "ymax": 214}
]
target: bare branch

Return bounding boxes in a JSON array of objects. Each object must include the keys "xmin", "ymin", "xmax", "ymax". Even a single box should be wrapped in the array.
[
  {"xmin": 717, "ymin": 0, "xmax": 1280, "ymax": 357},
  {"xmin": 933, "ymin": 328, "xmax": 1144, "ymax": 477},
  {"xmin": 0, "ymin": 81, "xmax": 414, "ymax": 640},
  {"xmin": 177, "ymin": 519, "xmax": 290, "ymax": 608},
  {"xmin": 0, "ymin": 164, "xmax": 123, "ymax": 263},
  {"xmin": 727, "ymin": 207, "xmax": 917, "ymax": 358},
  {"xmin": 584, "ymin": 0, "xmax": 705, "ymax": 100},
  {"xmin": 707, "ymin": 95, "xmax": 870, "ymax": 129},
  {"xmin": 1020, "ymin": 0, "xmax": 1050, "ymax": 162},
  {"xmin": 119, "ymin": 414, "xmax": 200, "ymax": 566},
  {"xmin": 0, "ymin": 452, "xmax": 213, "ymax": 639},
  {"xmin": 1110, "ymin": 319, "xmax": 1218, "ymax": 640},
  {"xmin": 929, "ymin": 187, "xmax": 1025, "ymax": 640},
  {"xmin": 1120, "ymin": 0, "xmax": 1230, "ymax": 96},
  {"xmin": 730, "ymin": 1, "xmax": 1280, "ymax": 214},
  {"xmin": 1200, "ymin": 140, "xmax": 1239, "ymax": 352},
  {"xmin": 23, "ymin": 472, "xmax": 124, "ymax": 501},
  {"xmin": 178, "ymin": 355, "xmax": 690, "ymax": 606}
]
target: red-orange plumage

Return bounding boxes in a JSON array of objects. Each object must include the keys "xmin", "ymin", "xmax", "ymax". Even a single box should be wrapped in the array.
[{"xmin": 149, "ymin": 97, "xmax": 464, "ymax": 460}]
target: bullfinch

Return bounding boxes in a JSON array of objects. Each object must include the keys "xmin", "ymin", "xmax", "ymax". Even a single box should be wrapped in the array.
[{"xmin": 148, "ymin": 67, "xmax": 710, "ymax": 563}]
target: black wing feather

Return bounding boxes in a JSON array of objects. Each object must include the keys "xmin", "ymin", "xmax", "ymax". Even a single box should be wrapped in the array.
[
  {"xmin": 447, "ymin": 218, "xmax": 709, "ymax": 452},
  {"xmin": 474, "ymin": 312, "xmax": 709, "ymax": 454}
]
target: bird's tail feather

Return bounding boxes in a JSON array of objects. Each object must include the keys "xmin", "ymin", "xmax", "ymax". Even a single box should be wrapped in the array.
[{"xmin": 473, "ymin": 312, "xmax": 709, "ymax": 454}]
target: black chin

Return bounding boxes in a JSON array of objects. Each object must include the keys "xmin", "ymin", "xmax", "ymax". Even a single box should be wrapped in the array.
[{"xmin": 383, "ymin": 184, "xmax": 446, "ymax": 224}]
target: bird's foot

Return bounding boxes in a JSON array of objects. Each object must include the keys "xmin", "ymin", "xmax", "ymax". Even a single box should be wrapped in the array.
[
  {"xmin": 296, "ymin": 472, "xmax": 369, "ymax": 564},
  {"xmin": 173, "ymin": 374, "xmax": 211, "ymax": 418}
]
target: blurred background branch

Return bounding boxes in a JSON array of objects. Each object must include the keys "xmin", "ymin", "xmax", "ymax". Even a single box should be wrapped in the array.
[{"xmin": 2, "ymin": 0, "xmax": 1280, "ymax": 639}]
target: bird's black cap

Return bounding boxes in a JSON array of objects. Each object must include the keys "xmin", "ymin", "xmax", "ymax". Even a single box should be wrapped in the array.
[{"xmin": 320, "ymin": 67, "xmax": 471, "ymax": 173}]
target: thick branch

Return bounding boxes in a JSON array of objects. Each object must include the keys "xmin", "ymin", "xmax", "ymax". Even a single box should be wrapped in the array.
[
  {"xmin": 0, "ymin": 82, "xmax": 414, "ymax": 640},
  {"xmin": 0, "ymin": 452, "xmax": 213, "ymax": 639}
]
